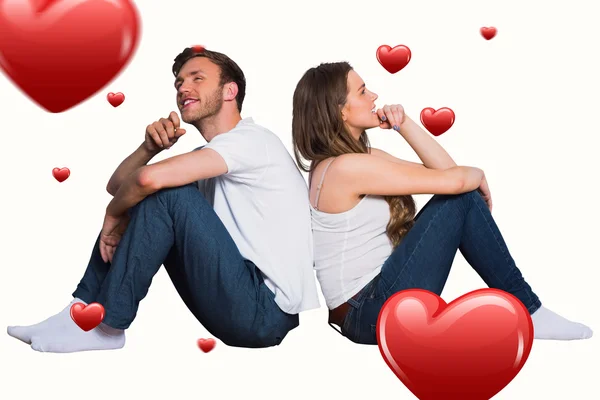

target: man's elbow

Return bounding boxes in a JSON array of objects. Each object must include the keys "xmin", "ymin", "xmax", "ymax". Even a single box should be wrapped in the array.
[
  {"xmin": 136, "ymin": 167, "xmax": 161, "ymax": 192},
  {"xmin": 106, "ymin": 183, "xmax": 117, "ymax": 196}
]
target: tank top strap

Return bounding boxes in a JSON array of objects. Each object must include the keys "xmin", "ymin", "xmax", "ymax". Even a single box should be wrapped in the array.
[{"xmin": 313, "ymin": 157, "xmax": 337, "ymax": 210}]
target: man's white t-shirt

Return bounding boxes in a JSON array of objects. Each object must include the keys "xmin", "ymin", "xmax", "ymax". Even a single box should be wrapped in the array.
[{"xmin": 198, "ymin": 117, "xmax": 320, "ymax": 314}]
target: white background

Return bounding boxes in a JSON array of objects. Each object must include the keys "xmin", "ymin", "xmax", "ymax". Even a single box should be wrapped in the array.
[{"xmin": 1, "ymin": 0, "xmax": 598, "ymax": 399}]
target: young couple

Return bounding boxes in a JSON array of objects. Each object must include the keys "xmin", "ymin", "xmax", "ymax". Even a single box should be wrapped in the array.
[{"xmin": 8, "ymin": 48, "xmax": 592, "ymax": 353}]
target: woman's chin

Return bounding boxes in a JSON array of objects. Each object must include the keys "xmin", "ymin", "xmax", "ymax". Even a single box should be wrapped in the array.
[
  {"xmin": 364, "ymin": 119, "xmax": 381, "ymax": 129},
  {"xmin": 370, "ymin": 113, "xmax": 383, "ymax": 127}
]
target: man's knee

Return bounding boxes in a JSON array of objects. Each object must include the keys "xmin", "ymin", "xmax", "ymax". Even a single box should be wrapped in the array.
[
  {"xmin": 148, "ymin": 183, "xmax": 206, "ymax": 206},
  {"xmin": 130, "ymin": 184, "xmax": 204, "ymax": 215},
  {"xmin": 154, "ymin": 183, "xmax": 199, "ymax": 199}
]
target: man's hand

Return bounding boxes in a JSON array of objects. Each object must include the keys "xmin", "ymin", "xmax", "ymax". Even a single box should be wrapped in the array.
[
  {"xmin": 478, "ymin": 174, "xmax": 493, "ymax": 212},
  {"xmin": 99, "ymin": 212, "xmax": 131, "ymax": 263},
  {"xmin": 143, "ymin": 111, "xmax": 186, "ymax": 153}
]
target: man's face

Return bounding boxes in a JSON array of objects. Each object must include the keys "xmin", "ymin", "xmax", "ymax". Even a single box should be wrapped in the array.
[{"xmin": 174, "ymin": 57, "xmax": 223, "ymax": 124}]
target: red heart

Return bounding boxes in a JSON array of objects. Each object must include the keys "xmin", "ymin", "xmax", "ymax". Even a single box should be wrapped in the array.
[
  {"xmin": 481, "ymin": 27, "xmax": 497, "ymax": 40},
  {"xmin": 376, "ymin": 45, "xmax": 411, "ymax": 74},
  {"xmin": 0, "ymin": 0, "xmax": 140, "ymax": 113},
  {"xmin": 197, "ymin": 338, "xmax": 216, "ymax": 353},
  {"xmin": 192, "ymin": 45, "xmax": 206, "ymax": 53},
  {"xmin": 52, "ymin": 167, "xmax": 70, "ymax": 182},
  {"xmin": 70, "ymin": 302, "xmax": 105, "ymax": 332},
  {"xmin": 377, "ymin": 289, "xmax": 533, "ymax": 400},
  {"xmin": 107, "ymin": 92, "xmax": 125, "ymax": 107},
  {"xmin": 420, "ymin": 107, "xmax": 455, "ymax": 136}
]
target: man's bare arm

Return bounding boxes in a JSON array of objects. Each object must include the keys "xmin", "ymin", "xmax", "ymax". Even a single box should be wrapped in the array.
[
  {"xmin": 106, "ymin": 148, "xmax": 228, "ymax": 217},
  {"xmin": 107, "ymin": 112, "xmax": 187, "ymax": 195},
  {"xmin": 106, "ymin": 144, "xmax": 159, "ymax": 195}
]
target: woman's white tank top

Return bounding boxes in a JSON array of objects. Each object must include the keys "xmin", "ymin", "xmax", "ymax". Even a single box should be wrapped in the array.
[{"xmin": 310, "ymin": 158, "xmax": 393, "ymax": 309}]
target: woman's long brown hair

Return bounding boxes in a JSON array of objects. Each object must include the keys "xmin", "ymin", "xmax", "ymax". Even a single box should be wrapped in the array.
[{"xmin": 292, "ymin": 62, "xmax": 416, "ymax": 248}]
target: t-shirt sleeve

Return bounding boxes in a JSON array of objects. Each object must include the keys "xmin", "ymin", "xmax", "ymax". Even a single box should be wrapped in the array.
[{"xmin": 203, "ymin": 129, "xmax": 269, "ymax": 182}]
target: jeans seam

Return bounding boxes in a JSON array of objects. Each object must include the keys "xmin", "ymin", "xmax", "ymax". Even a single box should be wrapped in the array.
[
  {"xmin": 469, "ymin": 195, "xmax": 510, "ymax": 285},
  {"xmin": 352, "ymin": 302, "xmax": 364, "ymax": 342},
  {"xmin": 341, "ymin": 307, "xmax": 355, "ymax": 336},
  {"xmin": 528, "ymin": 300, "xmax": 541, "ymax": 314},
  {"xmin": 470, "ymin": 193, "xmax": 536, "ymax": 307}
]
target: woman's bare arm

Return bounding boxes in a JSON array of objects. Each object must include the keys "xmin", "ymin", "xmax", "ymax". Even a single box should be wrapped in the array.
[
  {"xmin": 396, "ymin": 115, "xmax": 458, "ymax": 170},
  {"xmin": 369, "ymin": 148, "xmax": 429, "ymax": 169},
  {"xmin": 332, "ymin": 153, "xmax": 483, "ymax": 197}
]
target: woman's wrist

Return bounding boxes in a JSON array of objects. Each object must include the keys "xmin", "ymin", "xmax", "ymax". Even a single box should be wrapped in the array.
[{"xmin": 400, "ymin": 114, "xmax": 412, "ymax": 128}]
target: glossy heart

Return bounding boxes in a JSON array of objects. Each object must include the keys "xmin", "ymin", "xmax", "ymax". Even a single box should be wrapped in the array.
[
  {"xmin": 197, "ymin": 338, "xmax": 216, "ymax": 353},
  {"xmin": 376, "ymin": 45, "xmax": 411, "ymax": 74},
  {"xmin": 420, "ymin": 107, "xmax": 455, "ymax": 136},
  {"xmin": 70, "ymin": 302, "xmax": 105, "ymax": 332},
  {"xmin": 52, "ymin": 167, "xmax": 70, "ymax": 182},
  {"xmin": 377, "ymin": 288, "xmax": 533, "ymax": 400},
  {"xmin": 107, "ymin": 92, "xmax": 125, "ymax": 107},
  {"xmin": 481, "ymin": 27, "xmax": 497, "ymax": 40}
]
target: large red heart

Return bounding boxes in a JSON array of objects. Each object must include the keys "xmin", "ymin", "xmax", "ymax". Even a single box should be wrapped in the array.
[
  {"xmin": 0, "ymin": 0, "xmax": 140, "ymax": 113},
  {"xmin": 376, "ymin": 45, "xmax": 411, "ymax": 74},
  {"xmin": 377, "ymin": 289, "xmax": 533, "ymax": 400},
  {"xmin": 420, "ymin": 107, "xmax": 455, "ymax": 136},
  {"xmin": 70, "ymin": 302, "xmax": 105, "ymax": 331}
]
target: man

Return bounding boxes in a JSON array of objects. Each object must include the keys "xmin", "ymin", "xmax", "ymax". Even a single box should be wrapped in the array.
[{"xmin": 7, "ymin": 47, "xmax": 320, "ymax": 352}]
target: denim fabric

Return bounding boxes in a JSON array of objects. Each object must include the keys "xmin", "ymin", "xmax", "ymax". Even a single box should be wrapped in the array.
[
  {"xmin": 73, "ymin": 183, "xmax": 298, "ymax": 348},
  {"xmin": 339, "ymin": 190, "xmax": 542, "ymax": 345}
]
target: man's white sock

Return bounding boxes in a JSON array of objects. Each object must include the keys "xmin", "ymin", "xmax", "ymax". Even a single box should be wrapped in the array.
[
  {"xmin": 7, "ymin": 298, "xmax": 84, "ymax": 344},
  {"xmin": 30, "ymin": 321, "xmax": 125, "ymax": 353}
]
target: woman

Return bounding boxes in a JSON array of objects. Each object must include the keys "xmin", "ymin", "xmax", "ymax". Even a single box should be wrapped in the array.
[{"xmin": 291, "ymin": 61, "xmax": 593, "ymax": 344}]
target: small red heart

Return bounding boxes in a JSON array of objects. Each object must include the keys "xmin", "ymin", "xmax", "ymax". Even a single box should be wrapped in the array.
[
  {"xmin": 0, "ymin": 0, "xmax": 140, "ymax": 113},
  {"xmin": 52, "ymin": 167, "xmax": 70, "ymax": 182},
  {"xmin": 376, "ymin": 45, "xmax": 411, "ymax": 74},
  {"xmin": 420, "ymin": 107, "xmax": 455, "ymax": 136},
  {"xmin": 192, "ymin": 45, "xmax": 206, "ymax": 53},
  {"xmin": 377, "ymin": 289, "xmax": 533, "ymax": 400},
  {"xmin": 70, "ymin": 302, "xmax": 105, "ymax": 332},
  {"xmin": 107, "ymin": 92, "xmax": 125, "ymax": 107},
  {"xmin": 197, "ymin": 338, "xmax": 216, "ymax": 353},
  {"xmin": 481, "ymin": 26, "xmax": 497, "ymax": 40}
]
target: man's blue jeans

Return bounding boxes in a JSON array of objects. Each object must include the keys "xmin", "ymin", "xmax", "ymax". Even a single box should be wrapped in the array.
[
  {"xmin": 72, "ymin": 184, "xmax": 298, "ymax": 348},
  {"xmin": 338, "ymin": 190, "xmax": 542, "ymax": 345}
]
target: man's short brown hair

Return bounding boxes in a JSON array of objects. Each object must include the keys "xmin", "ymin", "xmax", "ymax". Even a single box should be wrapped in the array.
[{"xmin": 172, "ymin": 47, "xmax": 246, "ymax": 112}]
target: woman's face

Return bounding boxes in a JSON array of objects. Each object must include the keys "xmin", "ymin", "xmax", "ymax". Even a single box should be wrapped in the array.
[{"xmin": 341, "ymin": 69, "xmax": 379, "ymax": 139}]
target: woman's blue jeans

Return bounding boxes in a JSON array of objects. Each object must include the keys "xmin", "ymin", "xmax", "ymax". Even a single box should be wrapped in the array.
[{"xmin": 337, "ymin": 190, "xmax": 542, "ymax": 345}]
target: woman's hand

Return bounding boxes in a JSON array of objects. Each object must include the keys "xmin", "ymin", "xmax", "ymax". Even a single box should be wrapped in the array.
[
  {"xmin": 478, "ymin": 174, "xmax": 493, "ymax": 212},
  {"xmin": 376, "ymin": 104, "xmax": 406, "ymax": 131}
]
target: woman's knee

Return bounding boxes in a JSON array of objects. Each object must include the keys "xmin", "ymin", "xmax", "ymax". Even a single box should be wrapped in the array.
[
  {"xmin": 449, "ymin": 190, "xmax": 481, "ymax": 204},
  {"xmin": 431, "ymin": 190, "xmax": 478, "ymax": 204},
  {"xmin": 427, "ymin": 190, "xmax": 480, "ymax": 214}
]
